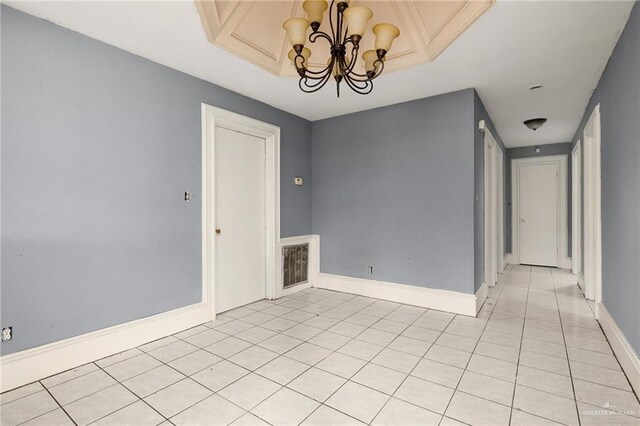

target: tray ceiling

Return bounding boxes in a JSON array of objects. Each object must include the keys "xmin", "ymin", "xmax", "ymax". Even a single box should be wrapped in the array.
[{"xmin": 196, "ymin": 0, "xmax": 493, "ymax": 76}]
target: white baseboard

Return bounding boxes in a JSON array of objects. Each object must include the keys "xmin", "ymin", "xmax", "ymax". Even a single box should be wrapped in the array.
[
  {"xmin": 313, "ymin": 273, "xmax": 479, "ymax": 316},
  {"xmin": 598, "ymin": 303, "xmax": 640, "ymax": 396},
  {"xmin": 0, "ymin": 303, "xmax": 213, "ymax": 393},
  {"xmin": 505, "ymin": 253, "xmax": 514, "ymax": 264},
  {"xmin": 475, "ymin": 282, "xmax": 488, "ymax": 314},
  {"xmin": 560, "ymin": 257, "xmax": 572, "ymax": 270}
]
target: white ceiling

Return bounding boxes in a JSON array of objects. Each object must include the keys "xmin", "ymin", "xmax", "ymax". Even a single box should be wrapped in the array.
[{"xmin": 5, "ymin": 1, "xmax": 634, "ymax": 147}]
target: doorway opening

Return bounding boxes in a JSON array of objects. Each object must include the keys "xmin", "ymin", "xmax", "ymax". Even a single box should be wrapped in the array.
[{"xmin": 482, "ymin": 122, "xmax": 504, "ymax": 287}]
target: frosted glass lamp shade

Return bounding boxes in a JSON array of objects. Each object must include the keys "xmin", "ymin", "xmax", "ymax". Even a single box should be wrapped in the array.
[
  {"xmin": 373, "ymin": 23, "xmax": 400, "ymax": 52},
  {"xmin": 303, "ymin": 0, "xmax": 328, "ymax": 25},
  {"xmin": 288, "ymin": 47, "xmax": 312, "ymax": 66},
  {"xmin": 362, "ymin": 49, "xmax": 383, "ymax": 73},
  {"xmin": 283, "ymin": 18, "xmax": 310, "ymax": 47},
  {"xmin": 343, "ymin": 6, "xmax": 373, "ymax": 37}
]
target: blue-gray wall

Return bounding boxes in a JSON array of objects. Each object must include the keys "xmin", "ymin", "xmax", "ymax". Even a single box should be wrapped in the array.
[
  {"xmin": 571, "ymin": 2, "xmax": 640, "ymax": 353},
  {"xmin": 505, "ymin": 143, "xmax": 573, "ymax": 255},
  {"xmin": 0, "ymin": 6, "xmax": 312, "ymax": 355},
  {"xmin": 474, "ymin": 93, "xmax": 507, "ymax": 292},
  {"xmin": 311, "ymin": 89, "xmax": 477, "ymax": 294}
]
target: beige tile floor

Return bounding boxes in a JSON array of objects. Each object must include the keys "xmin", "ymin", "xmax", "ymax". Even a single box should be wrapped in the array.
[{"xmin": 2, "ymin": 265, "xmax": 639, "ymax": 425}]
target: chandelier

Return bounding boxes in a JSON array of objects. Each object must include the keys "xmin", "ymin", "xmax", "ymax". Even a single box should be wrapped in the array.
[{"xmin": 282, "ymin": 0, "xmax": 400, "ymax": 97}]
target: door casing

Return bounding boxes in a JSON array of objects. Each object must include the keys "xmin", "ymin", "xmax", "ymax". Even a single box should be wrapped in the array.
[
  {"xmin": 571, "ymin": 140, "xmax": 583, "ymax": 281},
  {"xmin": 202, "ymin": 104, "xmax": 281, "ymax": 318}
]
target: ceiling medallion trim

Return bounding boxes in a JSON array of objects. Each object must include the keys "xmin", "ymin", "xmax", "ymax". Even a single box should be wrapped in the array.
[{"xmin": 196, "ymin": 0, "xmax": 494, "ymax": 80}]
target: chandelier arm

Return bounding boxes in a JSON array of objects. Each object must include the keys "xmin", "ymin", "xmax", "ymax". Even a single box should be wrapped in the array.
[
  {"xmin": 300, "ymin": 59, "xmax": 334, "ymax": 88},
  {"xmin": 345, "ymin": 43, "xmax": 360, "ymax": 74},
  {"xmin": 297, "ymin": 59, "xmax": 333, "ymax": 77},
  {"xmin": 328, "ymin": 0, "xmax": 337, "ymax": 43},
  {"xmin": 309, "ymin": 30, "xmax": 333, "ymax": 45},
  {"xmin": 299, "ymin": 71, "xmax": 333, "ymax": 93},
  {"xmin": 343, "ymin": 71, "xmax": 372, "ymax": 90},
  {"xmin": 342, "ymin": 73, "xmax": 374, "ymax": 95}
]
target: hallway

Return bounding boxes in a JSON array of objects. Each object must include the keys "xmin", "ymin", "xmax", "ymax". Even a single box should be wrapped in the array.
[{"xmin": 2, "ymin": 266, "xmax": 639, "ymax": 425}]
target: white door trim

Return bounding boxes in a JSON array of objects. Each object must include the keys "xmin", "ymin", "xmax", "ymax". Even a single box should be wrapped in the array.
[
  {"xmin": 571, "ymin": 140, "xmax": 582, "ymax": 279},
  {"xmin": 482, "ymin": 124, "xmax": 502, "ymax": 286},
  {"xmin": 511, "ymin": 155, "xmax": 570, "ymax": 268},
  {"xmin": 583, "ymin": 104, "xmax": 602, "ymax": 312},
  {"xmin": 496, "ymin": 146, "xmax": 505, "ymax": 273},
  {"xmin": 202, "ymin": 104, "xmax": 281, "ymax": 315}
]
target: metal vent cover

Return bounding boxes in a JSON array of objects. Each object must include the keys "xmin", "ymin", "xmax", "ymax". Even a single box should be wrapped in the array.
[{"xmin": 282, "ymin": 243, "xmax": 309, "ymax": 288}]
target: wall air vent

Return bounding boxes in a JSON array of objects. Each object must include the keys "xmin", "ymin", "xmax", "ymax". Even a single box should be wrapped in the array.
[{"xmin": 282, "ymin": 244, "xmax": 309, "ymax": 288}]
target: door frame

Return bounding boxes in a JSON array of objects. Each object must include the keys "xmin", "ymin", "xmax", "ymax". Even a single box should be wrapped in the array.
[
  {"xmin": 201, "ymin": 104, "xmax": 281, "ymax": 317},
  {"xmin": 483, "ymin": 123, "xmax": 502, "ymax": 286},
  {"xmin": 571, "ymin": 140, "xmax": 582, "ymax": 281},
  {"xmin": 583, "ymin": 104, "xmax": 602, "ymax": 313},
  {"xmin": 511, "ymin": 155, "xmax": 569, "ymax": 268}
]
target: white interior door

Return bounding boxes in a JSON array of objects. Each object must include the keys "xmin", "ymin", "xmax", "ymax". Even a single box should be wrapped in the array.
[
  {"xmin": 572, "ymin": 142, "xmax": 582, "ymax": 281},
  {"xmin": 484, "ymin": 131, "xmax": 497, "ymax": 286},
  {"xmin": 215, "ymin": 126, "xmax": 266, "ymax": 313},
  {"xmin": 519, "ymin": 163, "xmax": 559, "ymax": 266}
]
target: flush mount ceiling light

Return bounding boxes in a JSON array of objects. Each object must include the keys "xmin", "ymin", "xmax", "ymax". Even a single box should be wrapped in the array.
[
  {"xmin": 528, "ymin": 84, "xmax": 544, "ymax": 91},
  {"xmin": 282, "ymin": 0, "xmax": 400, "ymax": 96},
  {"xmin": 524, "ymin": 118, "xmax": 548, "ymax": 131}
]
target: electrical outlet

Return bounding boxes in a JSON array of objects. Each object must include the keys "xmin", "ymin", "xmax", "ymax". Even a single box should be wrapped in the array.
[
  {"xmin": 2, "ymin": 327, "xmax": 12, "ymax": 342},
  {"xmin": 367, "ymin": 266, "xmax": 373, "ymax": 274}
]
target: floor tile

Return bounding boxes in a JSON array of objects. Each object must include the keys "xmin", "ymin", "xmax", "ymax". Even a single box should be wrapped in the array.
[
  {"xmin": 282, "ymin": 324, "xmax": 323, "ymax": 340},
  {"xmin": 286, "ymin": 342, "xmax": 333, "ymax": 365},
  {"xmin": 171, "ymin": 394, "xmax": 245, "ymax": 426},
  {"xmin": 122, "ymin": 364, "xmax": 185, "ymax": 398},
  {"xmin": 387, "ymin": 335, "xmax": 432, "ymax": 357},
  {"xmin": 20, "ymin": 408, "xmax": 75, "ymax": 426},
  {"xmin": 48, "ymin": 369, "xmax": 117, "ymax": 405},
  {"xmin": 168, "ymin": 349, "xmax": 222, "ymax": 376},
  {"xmin": 513, "ymin": 384, "xmax": 579, "ymax": 426},
  {"xmin": 308, "ymin": 330, "xmax": 351, "ymax": 351},
  {"xmin": 144, "ymin": 378, "xmax": 212, "ymax": 418},
  {"xmin": 445, "ymin": 391, "xmax": 511, "ymax": 426},
  {"xmin": 466, "ymin": 353, "xmax": 517, "ymax": 382},
  {"xmin": 191, "ymin": 360, "xmax": 250, "ymax": 392},
  {"xmin": 394, "ymin": 376, "xmax": 454, "ymax": 414},
  {"xmin": 215, "ymin": 320, "xmax": 254, "ymax": 336},
  {"xmin": 242, "ymin": 311, "xmax": 277, "ymax": 325},
  {"xmin": 205, "ymin": 336, "xmax": 252, "ymax": 358},
  {"xmin": 571, "ymin": 360, "xmax": 632, "ymax": 391},
  {"xmin": 252, "ymin": 387, "xmax": 320, "ymax": 425},
  {"xmin": 573, "ymin": 379, "xmax": 640, "ymax": 416},
  {"xmin": 338, "ymin": 339, "xmax": 384, "ymax": 361},
  {"xmin": 510, "ymin": 409, "xmax": 565, "ymax": 425},
  {"xmin": 183, "ymin": 328, "xmax": 228, "ymax": 348},
  {"xmin": 228, "ymin": 345, "xmax": 278, "ymax": 370},
  {"xmin": 93, "ymin": 400, "xmax": 164, "ymax": 426},
  {"xmin": 410, "ymin": 358, "xmax": 464, "ymax": 389},
  {"xmin": 519, "ymin": 349, "xmax": 570, "ymax": 376},
  {"xmin": 457, "ymin": 370, "xmax": 514, "ymax": 405},
  {"xmin": 326, "ymin": 381, "xmax": 389, "ymax": 424},
  {"xmin": 258, "ymin": 333, "xmax": 304, "ymax": 354},
  {"xmin": 65, "ymin": 384, "xmax": 138, "ymax": 426},
  {"xmin": 516, "ymin": 365, "xmax": 574, "ymax": 398},
  {"xmin": 301, "ymin": 405, "xmax": 365, "ymax": 425},
  {"xmin": 371, "ymin": 348, "xmax": 420, "ymax": 374},
  {"xmin": 104, "ymin": 353, "xmax": 163, "ymax": 382},
  {"xmin": 148, "ymin": 340, "xmax": 199, "ymax": 363},
  {"xmin": 0, "ymin": 390, "xmax": 59, "ymax": 426},
  {"xmin": 424, "ymin": 344, "xmax": 471, "ymax": 369},
  {"xmin": 303, "ymin": 315, "xmax": 340, "ymax": 330},
  {"xmin": 1, "ymin": 382, "xmax": 45, "ymax": 405},
  {"xmin": 218, "ymin": 373, "xmax": 281, "ymax": 410},
  {"xmin": 41, "ymin": 363, "xmax": 98, "ymax": 389},
  {"xmin": 231, "ymin": 413, "xmax": 270, "ymax": 426},
  {"xmin": 235, "ymin": 326, "xmax": 277, "ymax": 344},
  {"xmin": 352, "ymin": 363, "xmax": 406, "ymax": 395},
  {"xmin": 139, "ymin": 336, "xmax": 179, "ymax": 352},
  {"xmin": 288, "ymin": 367, "xmax": 346, "ymax": 402},
  {"xmin": 401, "ymin": 325, "xmax": 441, "ymax": 343},
  {"xmin": 372, "ymin": 397, "xmax": 441, "ymax": 425},
  {"xmin": 328, "ymin": 321, "xmax": 367, "ymax": 338},
  {"xmin": 261, "ymin": 317, "xmax": 298, "ymax": 332},
  {"xmin": 435, "ymin": 332, "xmax": 478, "ymax": 352},
  {"xmin": 473, "ymin": 340, "xmax": 520, "ymax": 363},
  {"xmin": 316, "ymin": 352, "xmax": 367, "ymax": 379},
  {"xmin": 255, "ymin": 356, "xmax": 310, "ymax": 385},
  {"xmin": 356, "ymin": 328, "xmax": 397, "ymax": 346}
]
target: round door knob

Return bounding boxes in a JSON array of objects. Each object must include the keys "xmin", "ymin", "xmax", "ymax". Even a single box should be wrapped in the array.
[
  {"xmin": 215, "ymin": 229, "xmax": 221, "ymax": 235},
  {"xmin": 520, "ymin": 218, "xmax": 526, "ymax": 223}
]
